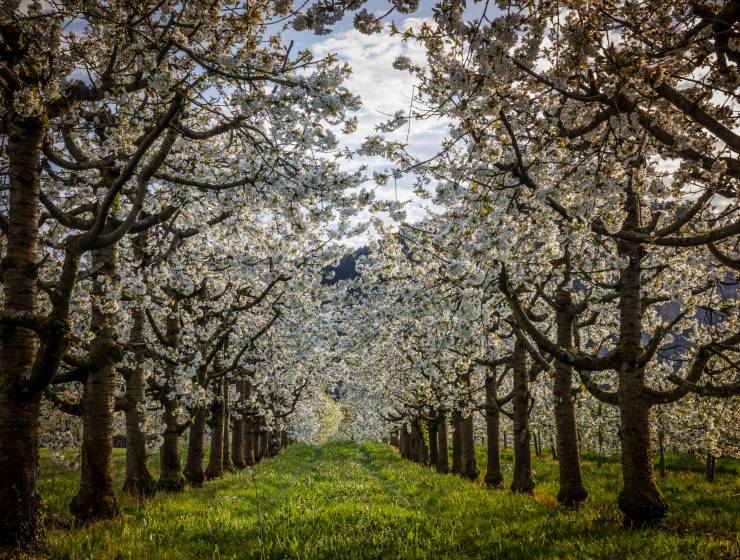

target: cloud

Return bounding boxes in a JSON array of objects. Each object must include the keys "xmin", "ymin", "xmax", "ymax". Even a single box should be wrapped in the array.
[{"xmin": 311, "ymin": 18, "xmax": 449, "ymax": 245}]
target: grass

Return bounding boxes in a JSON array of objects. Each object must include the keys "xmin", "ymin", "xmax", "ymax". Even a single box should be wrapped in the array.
[{"xmin": 10, "ymin": 442, "xmax": 740, "ymax": 559}]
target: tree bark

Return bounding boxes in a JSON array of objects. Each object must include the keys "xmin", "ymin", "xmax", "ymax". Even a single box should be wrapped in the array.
[
  {"xmin": 450, "ymin": 411, "xmax": 463, "ymax": 474},
  {"xmin": 205, "ymin": 382, "xmax": 225, "ymax": 479},
  {"xmin": 159, "ymin": 398, "xmax": 186, "ymax": 490},
  {"xmin": 231, "ymin": 416, "xmax": 245, "ymax": 469},
  {"xmin": 460, "ymin": 412, "xmax": 479, "ymax": 481},
  {"xmin": 244, "ymin": 418, "xmax": 257, "ymax": 466},
  {"xmin": 427, "ymin": 417, "xmax": 438, "ymax": 469},
  {"xmin": 70, "ymin": 245, "xmax": 121, "ymax": 522},
  {"xmin": 658, "ymin": 430, "xmax": 667, "ymax": 479},
  {"xmin": 484, "ymin": 376, "xmax": 504, "ymax": 488},
  {"xmin": 221, "ymin": 381, "xmax": 234, "ymax": 472},
  {"xmin": 254, "ymin": 424, "xmax": 264, "ymax": 463},
  {"xmin": 408, "ymin": 422, "xmax": 421, "ymax": 463},
  {"xmin": 184, "ymin": 407, "xmax": 207, "ymax": 485},
  {"xmin": 258, "ymin": 428, "xmax": 269, "ymax": 460},
  {"xmin": 553, "ymin": 290, "xmax": 588, "ymax": 506},
  {"xmin": 399, "ymin": 423, "xmax": 410, "ymax": 459},
  {"xmin": 0, "ymin": 113, "xmax": 47, "ymax": 546},
  {"xmin": 705, "ymin": 452, "xmax": 716, "ymax": 483},
  {"xmin": 436, "ymin": 410, "xmax": 449, "ymax": 473},
  {"xmin": 615, "ymin": 218, "xmax": 667, "ymax": 526},
  {"xmin": 122, "ymin": 307, "xmax": 156, "ymax": 496},
  {"xmin": 231, "ymin": 382, "xmax": 246, "ymax": 469},
  {"xmin": 510, "ymin": 334, "xmax": 535, "ymax": 494}
]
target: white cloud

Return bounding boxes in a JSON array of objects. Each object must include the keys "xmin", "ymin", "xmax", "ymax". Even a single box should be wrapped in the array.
[{"xmin": 311, "ymin": 18, "xmax": 449, "ymax": 246}]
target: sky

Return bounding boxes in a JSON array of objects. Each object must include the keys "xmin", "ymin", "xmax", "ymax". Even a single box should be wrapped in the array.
[
  {"xmin": 20, "ymin": 0, "xmax": 454, "ymax": 247},
  {"xmin": 285, "ymin": 3, "xmax": 452, "ymax": 245}
]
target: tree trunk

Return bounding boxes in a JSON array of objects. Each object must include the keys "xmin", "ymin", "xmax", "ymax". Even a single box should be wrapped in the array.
[
  {"xmin": 390, "ymin": 428, "xmax": 400, "ymax": 448},
  {"xmin": 617, "ymin": 378, "xmax": 666, "ymax": 525},
  {"xmin": 205, "ymin": 382, "xmax": 225, "ymax": 479},
  {"xmin": 427, "ymin": 418, "xmax": 438, "ymax": 469},
  {"xmin": 399, "ymin": 423, "xmax": 409, "ymax": 459},
  {"xmin": 408, "ymin": 422, "xmax": 421, "ymax": 463},
  {"xmin": 510, "ymin": 335, "xmax": 535, "ymax": 494},
  {"xmin": 553, "ymin": 291, "xmax": 587, "ymax": 506},
  {"xmin": 0, "ymin": 113, "xmax": 47, "ymax": 546},
  {"xmin": 658, "ymin": 430, "xmax": 667, "ymax": 479},
  {"xmin": 230, "ymin": 381, "xmax": 245, "ymax": 468},
  {"xmin": 70, "ymin": 246, "xmax": 121, "ymax": 522},
  {"xmin": 254, "ymin": 425, "xmax": 263, "ymax": 463},
  {"xmin": 122, "ymin": 307, "xmax": 156, "ymax": 496},
  {"xmin": 597, "ymin": 403, "xmax": 603, "ymax": 468},
  {"xmin": 159, "ymin": 398, "xmax": 186, "ymax": 491},
  {"xmin": 244, "ymin": 419, "xmax": 256, "ymax": 466},
  {"xmin": 232, "ymin": 415, "xmax": 245, "ymax": 469},
  {"xmin": 460, "ymin": 412, "xmax": 479, "ymax": 481},
  {"xmin": 615, "ymin": 217, "xmax": 667, "ymax": 526},
  {"xmin": 184, "ymin": 408, "xmax": 207, "ymax": 485},
  {"xmin": 436, "ymin": 411, "xmax": 449, "ymax": 473},
  {"xmin": 413, "ymin": 420, "xmax": 429, "ymax": 465},
  {"xmin": 550, "ymin": 434, "xmax": 558, "ymax": 461},
  {"xmin": 258, "ymin": 428, "xmax": 269, "ymax": 460},
  {"xmin": 222, "ymin": 381, "xmax": 234, "ymax": 472},
  {"xmin": 484, "ymin": 376, "xmax": 503, "ymax": 488},
  {"xmin": 450, "ymin": 411, "xmax": 463, "ymax": 474},
  {"xmin": 705, "ymin": 452, "xmax": 716, "ymax": 483}
]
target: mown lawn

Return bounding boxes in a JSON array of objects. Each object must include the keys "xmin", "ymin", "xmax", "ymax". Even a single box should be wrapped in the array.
[{"xmin": 12, "ymin": 442, "xmax": 740, "ymax": 559}]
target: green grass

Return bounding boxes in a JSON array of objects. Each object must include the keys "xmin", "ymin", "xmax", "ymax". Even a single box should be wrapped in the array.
[{"xmin": 16, "ymin": 442, "xmax": 740, "ymax": 559}]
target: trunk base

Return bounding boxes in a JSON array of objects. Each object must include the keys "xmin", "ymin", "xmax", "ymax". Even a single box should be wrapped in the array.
[
  {"xmin": 183, "ymin": 468, "xmax": 205, "ymax": 487},
  {"xmin": 158, "ymin": 472, "xmax": 186, "ymax": 492},
  {"xmin": 557, "ymin": 486, "xmax": 588, "ymax": 507},
  {"xmin": 484, "ymin": 473, "xmax": 504, "ymax": 489},
  {"xmin": 69, "ymin": 492, "xmax": 119, "ymax": 523},
  {"xmin": 0, "ymin": 495, "xmax": 43, "ymax": 549},
  {"xmin": 460, "ymin": 465, "xmax": 479, "ymax": 481},
  {"xmin": 618, "ymin": 487, "xmax": 668, "ymax": 527},
  {"xmin": 122, "ymin": 475, "xmax": 157, "ymax": 498},
  {"xmin": 510, "ymin": 478, "xmax": 535, "ymax": 495},
  {"xmin": 205, "ymin": 467, "xmax": 223, "ymax": 480}
]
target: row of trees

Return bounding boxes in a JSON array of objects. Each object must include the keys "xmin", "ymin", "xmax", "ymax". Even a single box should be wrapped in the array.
[
  {"xmin": 2, "ymin": 0, "xmax": 738, "ymax": 550},
  {"xmin": 330, "ymin": 0, "xmax": 740, "ymax": 528},
  {"xmin": 0, "ymin": 0, "xmax": 374, "ymax": 547}
]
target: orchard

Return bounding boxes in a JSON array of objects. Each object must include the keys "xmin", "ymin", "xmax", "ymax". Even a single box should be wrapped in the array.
[{"xmin": 1, "ymin": 2, "xmax": 738, "ymax": 559}]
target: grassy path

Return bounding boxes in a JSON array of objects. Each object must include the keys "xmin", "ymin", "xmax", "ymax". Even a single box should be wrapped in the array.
[{"xmin": 17, "ymin": 442, "xmax": 740, "ymax": 559}]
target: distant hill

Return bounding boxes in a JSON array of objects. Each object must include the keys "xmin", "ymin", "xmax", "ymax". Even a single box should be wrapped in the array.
[{"xmin": 322, "ymin": 246, "xmax": 369, "ymax": 285}]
